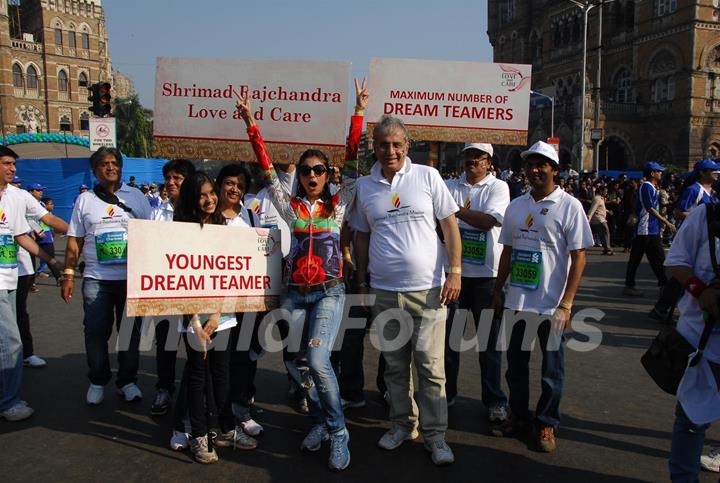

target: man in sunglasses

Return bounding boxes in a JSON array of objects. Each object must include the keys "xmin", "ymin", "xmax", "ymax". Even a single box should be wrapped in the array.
[{"xmin": 443, "ymin": 143, "xmax": 510, "ymax": 427}]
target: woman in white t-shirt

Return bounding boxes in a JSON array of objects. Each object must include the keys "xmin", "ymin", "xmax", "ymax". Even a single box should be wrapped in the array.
[
  {"xmin": 213, "ymin": 164, "xmax": 264, "ymax": 444},
  {"xmin": 172, "ymin": 171, "xmax": 248, "ymax": 464}
]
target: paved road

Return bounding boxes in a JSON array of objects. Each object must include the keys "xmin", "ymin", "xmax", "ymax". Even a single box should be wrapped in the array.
[{"xmin": 1, "ymin": 245, "xmax": 718, "ymax": 482}]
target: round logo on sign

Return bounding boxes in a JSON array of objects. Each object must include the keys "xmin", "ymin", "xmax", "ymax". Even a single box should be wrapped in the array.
[{"xmin": 96, "ymin": 124, "xmax": 110, "ymax": 138}]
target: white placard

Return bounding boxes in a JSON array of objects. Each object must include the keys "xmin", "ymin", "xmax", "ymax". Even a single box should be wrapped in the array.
[
  {"xmin": 89, "ymin": 117, "xmax": 117, "ymax": 151},
  {"xmin": 153, "ymin": 57, "xmax": 351, "ymax": 163},
  {"xmin": 366, "ymin": 57, "xmax": 531, "ymax": 145},
  {"xmin": 126, "ymin": 219, "xmax": 282, "ymax": 316}
]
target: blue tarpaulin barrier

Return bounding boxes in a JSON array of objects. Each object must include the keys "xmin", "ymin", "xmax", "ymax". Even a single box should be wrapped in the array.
[{"xmin": 15, "ymin": 157, "xmax": 168, "ymax": 222}]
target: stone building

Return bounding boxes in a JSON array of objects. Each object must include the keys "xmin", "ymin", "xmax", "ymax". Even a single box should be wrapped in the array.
[
  {"xmin": 0, "ymin": 0, "xmax": 112, "ymax": 136},
  {"xmin": 488, "ymin": 0, "xmax": 720, "ymax": 171}
]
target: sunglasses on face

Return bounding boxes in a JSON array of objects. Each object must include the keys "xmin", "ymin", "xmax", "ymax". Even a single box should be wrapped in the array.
[
  {"xmin": 465, "ymin": 156, "xmax": 489, "ymax": 166},
  {"xmin": 299, "ymin": 165, "xmax": 327, "ymax": 177}
]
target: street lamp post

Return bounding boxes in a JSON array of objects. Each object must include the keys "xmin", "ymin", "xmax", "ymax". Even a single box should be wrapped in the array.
[
  {"xmin": 531, "ymin": 90, "xmax": 555, "ymax": 138},
  {"xmin": 567, "ymin": 0, "xmax": 613, "ymax": 172}
]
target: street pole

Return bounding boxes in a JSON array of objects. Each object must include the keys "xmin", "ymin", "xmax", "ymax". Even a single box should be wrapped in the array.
[
  {"xmin": 593, "ymin": 2, "xmax": 604, "ymax": 173},
  {"xmin": 579, "ymin": 5, "xmax": 590, "ymax": 172}
]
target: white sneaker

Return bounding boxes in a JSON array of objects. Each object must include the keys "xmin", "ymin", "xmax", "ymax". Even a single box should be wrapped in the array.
[
  {"xmin": 0, "ymin": 401, "xmax": 34, "ymax": 421},
  {"xmin": 701, "ymin": 446, "xmax": 720, "ymax": 473},
  {"xmin": 23, "ymin": 355, "xmax": 47, "ymax": 368},
  {"xmin": 488, "ymin": 405, "xmax": 508, "ymax": 423},
  {"xmin": 377, "ymin": 426, "xmax": 419, "ymax": 450},
  {"xmin": 424, "ymin": 439, "xmax": 455, "ymax": 466},
  {"xmin": 241, "ymin": 419, "xmax": 264, "ymax": 437},
  {"xmin": 86, "ymin": 384, "xmax": 104, "ymax": 405},
  {"xmin": 117, "ymin": 383, "xmax": 142, "ymax": 402},
  {"xmin": 170, "ymin": 430, "xmax": 190, "ymax": 451}
]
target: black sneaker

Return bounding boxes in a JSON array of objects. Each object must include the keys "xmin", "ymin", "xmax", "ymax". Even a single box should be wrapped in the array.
[
  {"xmin": 490, "ymin": 417, "xmax": 532, "ymax": 438},
  {"xmin": 151, "ymin": 389, "xmax": 171, "ymax": 416},
  {"xmin": 648, "ymin": 307, "xmax": 666, "ymax": 322}
]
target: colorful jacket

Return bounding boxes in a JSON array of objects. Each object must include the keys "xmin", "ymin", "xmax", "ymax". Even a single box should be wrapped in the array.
[{"xmin": 247, "ymin": 115, "xmax": 362, "ymax": 285}]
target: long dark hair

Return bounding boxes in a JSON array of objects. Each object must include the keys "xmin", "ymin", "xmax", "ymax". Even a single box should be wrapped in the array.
[
  {"xmin": 295, "ymin": 149, "xmax": 335, "ymax": 218},
  {"xmin": 173, "ymin": 171, "xmax": 225, "ymax": 226},
  {"xmin": 215, "ymin": 163, "xmax": 252, "ymax": 204}
]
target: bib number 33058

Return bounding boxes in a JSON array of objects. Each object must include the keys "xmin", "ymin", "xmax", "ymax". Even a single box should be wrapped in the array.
[
  {"xmin": 95, "ymin": 229, "xmax": 128, "ymax": 265},
  {"xmin": 510, "ymin": 249, "xmax": 542, "ymax": 290}
]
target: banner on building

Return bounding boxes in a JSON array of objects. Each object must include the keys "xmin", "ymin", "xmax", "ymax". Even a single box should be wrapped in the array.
[
  {"xmin": 366, "ymin": 57, "xmax": 531, "ymax": 146},
  {"xmin": 126, "ymin": 219, "xmax": 282, "ymax": 316},
  {"xmin": 152, "ymin": 57, "xmax": 351, "ymax": 163}
]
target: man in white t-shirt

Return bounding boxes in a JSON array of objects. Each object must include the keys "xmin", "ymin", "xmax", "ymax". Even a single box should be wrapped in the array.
[
  {"xmin": 491, "ymin": 141, "xmax": 593, "ymax": 453},
  {"xmin": 353, "ymin": 115, "xmax": 461, "ymax": 466},
  {"xmin": 62, "ymin": 147, "xmax": 152, "ymax": 406},
  {"xmin": 444, "ymin": 142, "xmax": 510, "ymax": 425},
  {"xmin": 0, "ymin": 146, "xmax": 61, "ymax": 422},
  {"xmin": 15, "ymin": 185, "xmax": 68, "ymax": 369}
]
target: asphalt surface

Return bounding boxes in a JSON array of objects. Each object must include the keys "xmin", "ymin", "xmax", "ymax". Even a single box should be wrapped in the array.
[{"xmin": 1, "ymin": 242, "xmax": 718, "ymax": 482}]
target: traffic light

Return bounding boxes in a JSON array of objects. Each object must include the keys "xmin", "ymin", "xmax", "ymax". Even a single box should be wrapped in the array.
[{"xmin": 88, "ymin": 82, "xmax": 112, "ymax": 117}]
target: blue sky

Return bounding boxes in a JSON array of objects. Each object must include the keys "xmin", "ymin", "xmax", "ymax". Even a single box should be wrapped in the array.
[{"xmin": 103, "ymin": 0, "xmax": 494, "ymax": 109}]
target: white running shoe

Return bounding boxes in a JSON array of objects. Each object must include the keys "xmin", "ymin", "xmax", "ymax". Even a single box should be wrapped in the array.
[
  {"xmin": 86, "ymin": 384, "xmax": 104, "ymax": 405},
  {"xmin": 0, "ymin": 401, "xmax": 34, "ymax": 421},
  {"xmin": 241, "ymin": 419, "xmax": 264, "ymax": 437},
  {"xmin": 377, "ymin": 426, "xmax": 419, "ymax": 450},
  {"xmin": 117, "ymin": 383, "xmax": 142, "ymax": 402},
  {"xmin": 170, "ymin": 430, "xmax": 190, "ymax": 451},
  {"xmin": 701, "ymin": 446, "xmax": 720, "ymax": 473},
  {"xmin": 488, "ymin": 405, "xmax": 508, "ymax": 423},
  {"xmin": 23, "ymin": 355, "xmax": 47, "ymax": 368}
]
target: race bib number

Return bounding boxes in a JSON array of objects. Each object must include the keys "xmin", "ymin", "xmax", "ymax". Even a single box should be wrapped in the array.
[
  {"xmin": 510, "ymin": 249, "xmax": 542, "ymax": 290},
  {"xmin": 0, "ymin": 234, "xmax": 18, "ymax": 269},
  {"xmin": 460, "ymin": 228, "xmax": 487, "ymax": 265},
  {"xmin": 95, "ymin": 228, "xmax": 128, "ymax": 265}
]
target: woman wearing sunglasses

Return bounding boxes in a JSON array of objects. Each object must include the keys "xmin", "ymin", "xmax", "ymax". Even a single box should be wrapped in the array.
[{"xmin": 235, "ymin": 78, "xmax": 368, "ymax": 472}]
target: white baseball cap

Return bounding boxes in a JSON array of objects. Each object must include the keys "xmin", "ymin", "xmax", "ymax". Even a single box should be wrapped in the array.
[
  {"xmin": 462, "ymin": 143, "xmax": 494, "ymax": 158},
  {"xmin": 521, "ymin": 141, "xmax": 560, "ymax": 166}
]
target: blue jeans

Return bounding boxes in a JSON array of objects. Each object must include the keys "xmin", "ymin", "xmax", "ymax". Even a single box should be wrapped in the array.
[
  {"xmin": 669, "ymin": 403, "xmax": 711, "ymax": 483},
  {"xmin": 282, "ymin": 283, "xmax": 346, "ymax": 434},
  {"xmin": 82, "ymin": 278, "xmax": 141, "ymax": 388},
  {"xmin": 506, "ymin": 316, "xmax": 564, "ymax": 428},
  {"xmin": 0, "ymin": 289, "xmax": 21, "ymax": 411}
]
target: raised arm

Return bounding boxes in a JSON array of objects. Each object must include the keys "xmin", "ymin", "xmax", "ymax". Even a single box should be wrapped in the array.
[
  {"xmin": 236, "ymin": 94, "xmax": 296, "ymax": 225},
  {"xmin": 335, "ymin": 78, "xmax": 368, "ymax": 212}
]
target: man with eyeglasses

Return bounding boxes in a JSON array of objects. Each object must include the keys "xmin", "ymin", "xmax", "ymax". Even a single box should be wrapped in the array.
[
  {"xmin": 443, "ymin": 143, "xmax": 510, "ymax": 428},
  {"xmin": 353, "ymin": 115, "xmax": 462, "ymax": 466}
]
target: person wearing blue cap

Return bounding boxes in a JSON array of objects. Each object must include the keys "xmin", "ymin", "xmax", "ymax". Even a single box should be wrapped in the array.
[
  {"xmin": 11, "ymin": 176, "xmax": 22, "ymax": 188},
  {"xmin": 623, "ymin": 162, "xmax": 677, "ymax": 296},
  {"xmin": 675, "ymin": 159, "xmax": 719, "ymax": 221},
  {"xmin": 647, "ymin": 160, "xmax": 720, "ymax": 322}
]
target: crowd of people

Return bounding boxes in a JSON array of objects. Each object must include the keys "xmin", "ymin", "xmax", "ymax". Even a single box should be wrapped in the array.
[{"xmin": 0, "ymin": 79, "xmax": 718, "ymax": 481}]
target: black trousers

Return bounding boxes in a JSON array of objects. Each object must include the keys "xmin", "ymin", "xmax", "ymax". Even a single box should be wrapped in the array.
[
  {"xmin": 336, "ymin": 304, "xmax": 371, "ymax": 402},
  {"xmin": 155, "ymin": 319, "xmax": 179, "ymax": 394},
  {"xmin": 625, "ymin": 234, "xmax": 667, "ymax": 288},
  {"xmin": 15, "ymin": 275, "xmax": 34, "ymax": 358},
  {"xmin": 222, "ymin": 314, "xmax": 263, "ymax": 423},
  {"xmin": 183, "ymin": 333, "xmax": 233, "ymax": 437}
]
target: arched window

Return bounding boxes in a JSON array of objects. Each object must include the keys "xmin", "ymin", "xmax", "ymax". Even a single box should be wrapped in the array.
[
  {"xmin": 81, "ymin": 26, "xmax": 90, "ymax": 50},
  {"xmin": 614, "ymin": 68, "xmax": 632, "ymax": 103},
  {"xmin": 58, "ymin": 70, "xmax": 69, "ymax": 92},
  {"xmin": 649, "ymin": 50, "xmax": 677, "ymax": 103},
  {"xmin": 12, "ymin": 63, "xmax": 23, "ymax": 88},
  {"xmin": 68, "ymin": 29, "xmax": 76, "ymax": 49},
  {"xmin": 26, "ymin": 65, "xmax": 38, "ymax": 90},
  {"xmin": 59, "ymin": 114, "xmax": 71, "ymax": 132},
  {"xmin": 78, "ymin": 72, "xmax": 88, "ymax": 87},
  {"xmin": 80, "ymin": 112, "xmax": 90, "ymax": 131},
  {"xmin": 572, "ymin": 17, "xmax": 581, "ymax": 43},
  {"xmin": 54, "ymin": 28, "xmax": 62, "ymax": 47}
]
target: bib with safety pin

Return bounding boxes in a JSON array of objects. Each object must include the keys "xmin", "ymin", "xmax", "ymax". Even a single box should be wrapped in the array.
[
  {"xmin": 460, "ymin": 228, "xmax": 487, "ymax": 265},
  {"xmin": 0, "ymin": 234, "xmax": 18, "ymax": 269},
  {"xmin": 510, "ymin": 249, "xmax": 542, "ymax": 290},
  {"xmin": 95, "ymin": 226, "xmax": 128, "ymax": 265}
]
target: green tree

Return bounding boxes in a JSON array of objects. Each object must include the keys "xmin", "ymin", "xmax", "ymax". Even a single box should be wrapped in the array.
[{"xmin": 114, "ymin": 94, "xmax": 153, "ymax": 158}]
